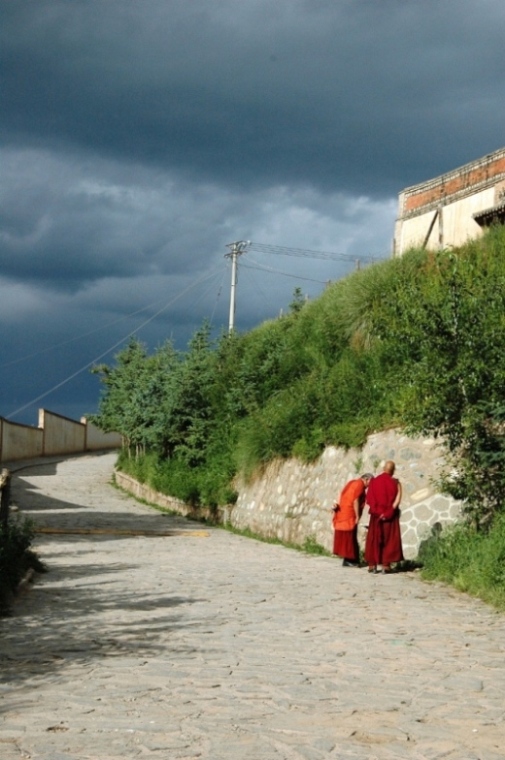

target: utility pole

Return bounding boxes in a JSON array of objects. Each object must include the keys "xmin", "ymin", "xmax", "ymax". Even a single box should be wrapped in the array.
[{"xmin": 225, "ymin": 240, "xmax": 250, "ymax": 334}]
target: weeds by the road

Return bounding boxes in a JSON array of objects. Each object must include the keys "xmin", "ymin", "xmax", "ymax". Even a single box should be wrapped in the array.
[
  {"xmin": 0, "ymin": 516, "xmax": 45, "ymax": 615},
  {"xmin": 419, "ymin": 514, "xmax": 505, "ymax": 610},
  {"xmin": 221, "ymin": 523, "xmax": 331, "ymax": 556}
]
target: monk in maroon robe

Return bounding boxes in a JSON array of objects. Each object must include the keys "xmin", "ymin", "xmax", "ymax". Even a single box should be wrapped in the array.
[
  {"xmin": 332, "ymin": 473, "xmax": 373, "ymax": 566},
  {"xmin": 364, "ymin": 460, "xmax": 403, "ymax": 573}
]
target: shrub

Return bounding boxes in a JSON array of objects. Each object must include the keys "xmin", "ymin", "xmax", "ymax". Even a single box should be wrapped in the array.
[
  {"xmin": 93, "ymin": 227, "xmax": 505, "ymax": 527},
  {"xmin": 420, "ymin": 515, "xmax": 505, "ymax": 609},
  {"xmin": 0, "ymin": 516, "xmax": 36, "ymax": 615}
]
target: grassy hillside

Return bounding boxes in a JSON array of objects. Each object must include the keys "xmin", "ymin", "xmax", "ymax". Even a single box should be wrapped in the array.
[{"xmin": 92, "ymin": 226, "xmax": 505, "ymax": 527}]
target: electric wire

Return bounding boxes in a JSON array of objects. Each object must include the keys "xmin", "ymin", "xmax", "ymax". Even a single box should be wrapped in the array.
[
  {"xmin": 248, "ymin": 241, "xmax": 380, "ymax": 264},
  {"xmin": 5, "ymin": 240, "xmax": 384, "ymax": 420},
  {"xmin": 241, "ymin": 257, "xmax": 332, "ymax": 284},
  {"xmin": 6, "ymin": 243, "xmax": 376, "ymax": 373},
  {"xmin": 182, "ymin": 266, "xmax": 227, "ymax": 329},
  {"xmin": 208, "ymin": 267, "xmax": 227, "ymax": 327},
  {"xmin": 6, "ymin": 266, "xmax": 224, "ymax": 420},
  {"xmin": 237, "ymin": 264, "xmax": 274, "ymax": 316},
  {"xmin": 0, "ymin": 291, "xmax": 195, "ymax": 370}
]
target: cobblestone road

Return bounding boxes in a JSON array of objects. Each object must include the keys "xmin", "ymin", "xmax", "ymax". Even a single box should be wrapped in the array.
[{"xmin": 1, "ymin": 452, "xmax": 505, "ymax": 760}]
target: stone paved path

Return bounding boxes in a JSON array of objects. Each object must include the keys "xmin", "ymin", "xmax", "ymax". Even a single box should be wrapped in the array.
[{"xmin": 1, "ymin": 452, "xmax": 505, "ymax": 760}]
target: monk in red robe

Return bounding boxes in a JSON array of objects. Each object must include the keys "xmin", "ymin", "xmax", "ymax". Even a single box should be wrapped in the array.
[
  {"xmin": 332, "ymin": 473, "xmax": 373, "ymax": 567},
  {"xmin": 364, "ymin": 460, "xmax": 403, "ymax": 573}
]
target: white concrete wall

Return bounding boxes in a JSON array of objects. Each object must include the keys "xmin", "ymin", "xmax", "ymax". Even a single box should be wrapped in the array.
[
  {"xmin": 40, "ymin": 409, "xmax": 86, "ymax": 456},
  {"xmin": 442, "ymin": 187, "xmax": 496, "ymax": 247},
  {"xmin": 0, "ymin": 409, "xmax": 120, "ymax": 463},
  {"xmin": 81, "ymin": 418, "xmax": 122, "ymax": 451},
  {"xmin": 396, "ymin": 186, "xmax": 495, "ymax": 253},
  {"xmin": 0, "ymin": 419, "xmax": 44, "ymax": 462}
]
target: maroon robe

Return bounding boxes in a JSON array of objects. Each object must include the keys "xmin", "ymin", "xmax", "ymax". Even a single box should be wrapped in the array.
[{"xmin": 364, "ymin": 472, "xmax": 404, "ymax": 566}]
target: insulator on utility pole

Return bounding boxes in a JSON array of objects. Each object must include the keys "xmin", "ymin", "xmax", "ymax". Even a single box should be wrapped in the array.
[{"xmin": 225, "ymin": 240, "xmax": 250, "ymax": 334}]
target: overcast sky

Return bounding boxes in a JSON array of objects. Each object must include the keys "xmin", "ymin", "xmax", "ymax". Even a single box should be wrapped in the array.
[{"xmin": 1, "ymin": 0, "xmax": 504, "ymax": 425}]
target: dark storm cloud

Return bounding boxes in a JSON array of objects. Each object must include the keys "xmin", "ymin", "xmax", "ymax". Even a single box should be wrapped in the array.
[
  {"xmin": 0, "ymin": 148, "xmax": 220, "ymax": 292},
  {"xmin": 1, "ymin": 0, "xmax": 504, "ymax": 423},
  {"xmin": 2, "ymin": 0, "xmax": 504, "ymax": 196}
]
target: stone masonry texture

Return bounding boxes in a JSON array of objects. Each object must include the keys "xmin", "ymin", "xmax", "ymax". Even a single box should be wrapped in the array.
[
  {"xmin": 227, "ymin": 429, "xmax": 461, "ymax": 560},
  {"xmin": 116, "ymin": 430, "xmax": 463, "ymax": 560}
]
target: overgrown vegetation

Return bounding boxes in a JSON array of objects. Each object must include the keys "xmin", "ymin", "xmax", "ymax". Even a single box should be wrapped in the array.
[
  {"xmin": 419, "ymin": 516, "xmax": 505, "ymax": 609},
  {"xmin": 0, "ymin": 516, "xmax": 39, "ymax": 615},
  {"xmin": 91, "ymin": 226, "xmax": 505, "ymax": 601}
]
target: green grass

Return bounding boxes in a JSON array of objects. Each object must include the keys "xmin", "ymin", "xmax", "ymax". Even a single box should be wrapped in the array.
[
  {"xmin": 220, "ymin": 523, "xmax": 331, "ymax": 556},
  {"xmin": 111, "ymin": 474, "xmax": 182, "ymax": 515},
  {"xmin": 419, "ymin": 514, "xmax": 505, "ymax": 610},
  {"xmin": 92, "ymin": 228, "xmax": 505, "ymax": 610}
]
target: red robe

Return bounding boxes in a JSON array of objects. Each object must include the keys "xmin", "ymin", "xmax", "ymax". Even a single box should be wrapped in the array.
[
  {"xmin": 332, "ymin": 478, "xmax": 365, "ymax": 561},
  {"xmin": 364, "ymin": 472, "xmax": 403, "ymax": 566}
]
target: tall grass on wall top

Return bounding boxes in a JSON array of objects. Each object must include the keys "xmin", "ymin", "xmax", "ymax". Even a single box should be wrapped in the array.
[
  {"xmin": 374, "ymin": 227, "xmax": 505, "ymax": 527},
  {"xmin": 92, "ymin": 226, "xmax": 505, "ymax": 527}
]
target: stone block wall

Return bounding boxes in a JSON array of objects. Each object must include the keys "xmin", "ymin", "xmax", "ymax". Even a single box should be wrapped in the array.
[
  {"xmin": 114, "ymin": 428, "xmax": 463, "ymax": 561},
  {"xmin": 230, "ymin": 429, "xmax": 462, "ymax": 560}
]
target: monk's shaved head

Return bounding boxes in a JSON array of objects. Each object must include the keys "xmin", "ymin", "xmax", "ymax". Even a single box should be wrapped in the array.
[{"xmin": 384, "ymin": 460, "xmax": 396, "ymax": 475}]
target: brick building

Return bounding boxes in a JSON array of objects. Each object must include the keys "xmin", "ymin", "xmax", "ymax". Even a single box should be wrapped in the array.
[{"xmin": 393, "ymin": 146, "xmax": 505, "ymax": 256}]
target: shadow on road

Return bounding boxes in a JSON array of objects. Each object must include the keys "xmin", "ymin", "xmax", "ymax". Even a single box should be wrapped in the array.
[{"xmin": 1, "ymin": 456, "xmax": 210, "ymax": 690}]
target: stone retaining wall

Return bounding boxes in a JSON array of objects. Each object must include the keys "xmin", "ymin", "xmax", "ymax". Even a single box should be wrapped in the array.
[
  {"xmin": 230, "ymin": 429, "xmax": 462, "ymax": 559},
  {"xmin": 116, "ymin": 428, "xmax": 463, "ymax": 560},
  {"xmin": 114, "ymin": 470, "xmax": 218, "ymax": 522}
]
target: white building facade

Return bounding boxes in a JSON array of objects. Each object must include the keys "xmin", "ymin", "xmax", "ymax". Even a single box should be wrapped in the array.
[{"xmin": 394, "ymin": 146, "xmax": 505, "ymax": 256}]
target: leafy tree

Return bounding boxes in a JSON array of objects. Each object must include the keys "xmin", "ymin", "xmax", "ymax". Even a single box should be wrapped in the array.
[
  {"xmin": 91, "ymin": 338, "xmax": 149, "ymax": 451},
  {"xmin": 289, "ymin": 286, "xmax": 305, "ymax": 314},
  {"xmin": 165, "ymin": 321, "xmax": 216, "ymax": 466},
  {"xmin": 138, "ymin": 340, "xmax": 182, "ymax": 456},
  {"xmin": 369, "ymin": 231, "xmax": 505, "ymax": 526},
  {"xmin": 90, "ymin": 227, "xmax": 505, "ymax": 522}
]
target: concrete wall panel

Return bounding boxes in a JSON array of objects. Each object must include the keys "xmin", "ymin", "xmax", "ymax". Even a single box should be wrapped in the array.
[
  {"xmin": 396, "ymin": 187, "xmax": 494, "ymax": 253},
  {"xmin": 0, "ymin": 418, "xmax": 44, "ymax": 462},
  {"xmin": 82, "ymin": 418, "xmax": 122, "ymax": 451},
  {"xmin": 442, "ymin": 187, "xmax": 495, "ymax": 247},
  {"xmin": 40, "ymin": 410, "xmax": 86, "ymax": 456},
  {"xmin": 0, "ymin": 410, "xmax": 120, "ymax": 464}
]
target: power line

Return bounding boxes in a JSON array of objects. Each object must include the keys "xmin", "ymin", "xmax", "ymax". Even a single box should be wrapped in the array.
[
  {"xmin": 224, "ymin": 238, "xmax": 382, "ymax": 329},
  {"xmin": 5, "ymin": 266, "xmax": 224, "ymax": 420},
  {"xmin": 208, "ymin": 269, "xmax": 226, "ymax": 327},
  {"xmin": 0, "ymin": 294, "xmax": 186, "ymax": 370},
  {"xmin": 6, "ymin": 242, "xmax": 377, "ymax": 371},
  {"xmin": 242, "ymin": 258, "xmax": 330, "ymax": 284},
  {"xmin": 248, "ymin": 241, "xmax": 381, "ymax": 264},
  {"xmin": 6, "ymin": 237, "xmax": 385, "ymax": 418}
]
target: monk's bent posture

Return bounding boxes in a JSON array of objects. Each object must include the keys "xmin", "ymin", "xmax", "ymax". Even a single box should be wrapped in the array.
[
  {"xmin": 364, "ymin": 460, "xmax": 404, "ymax": 573},
  {"xmin": 332, "ymin": 473, "xmax": 373, "ymax": 567}
]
